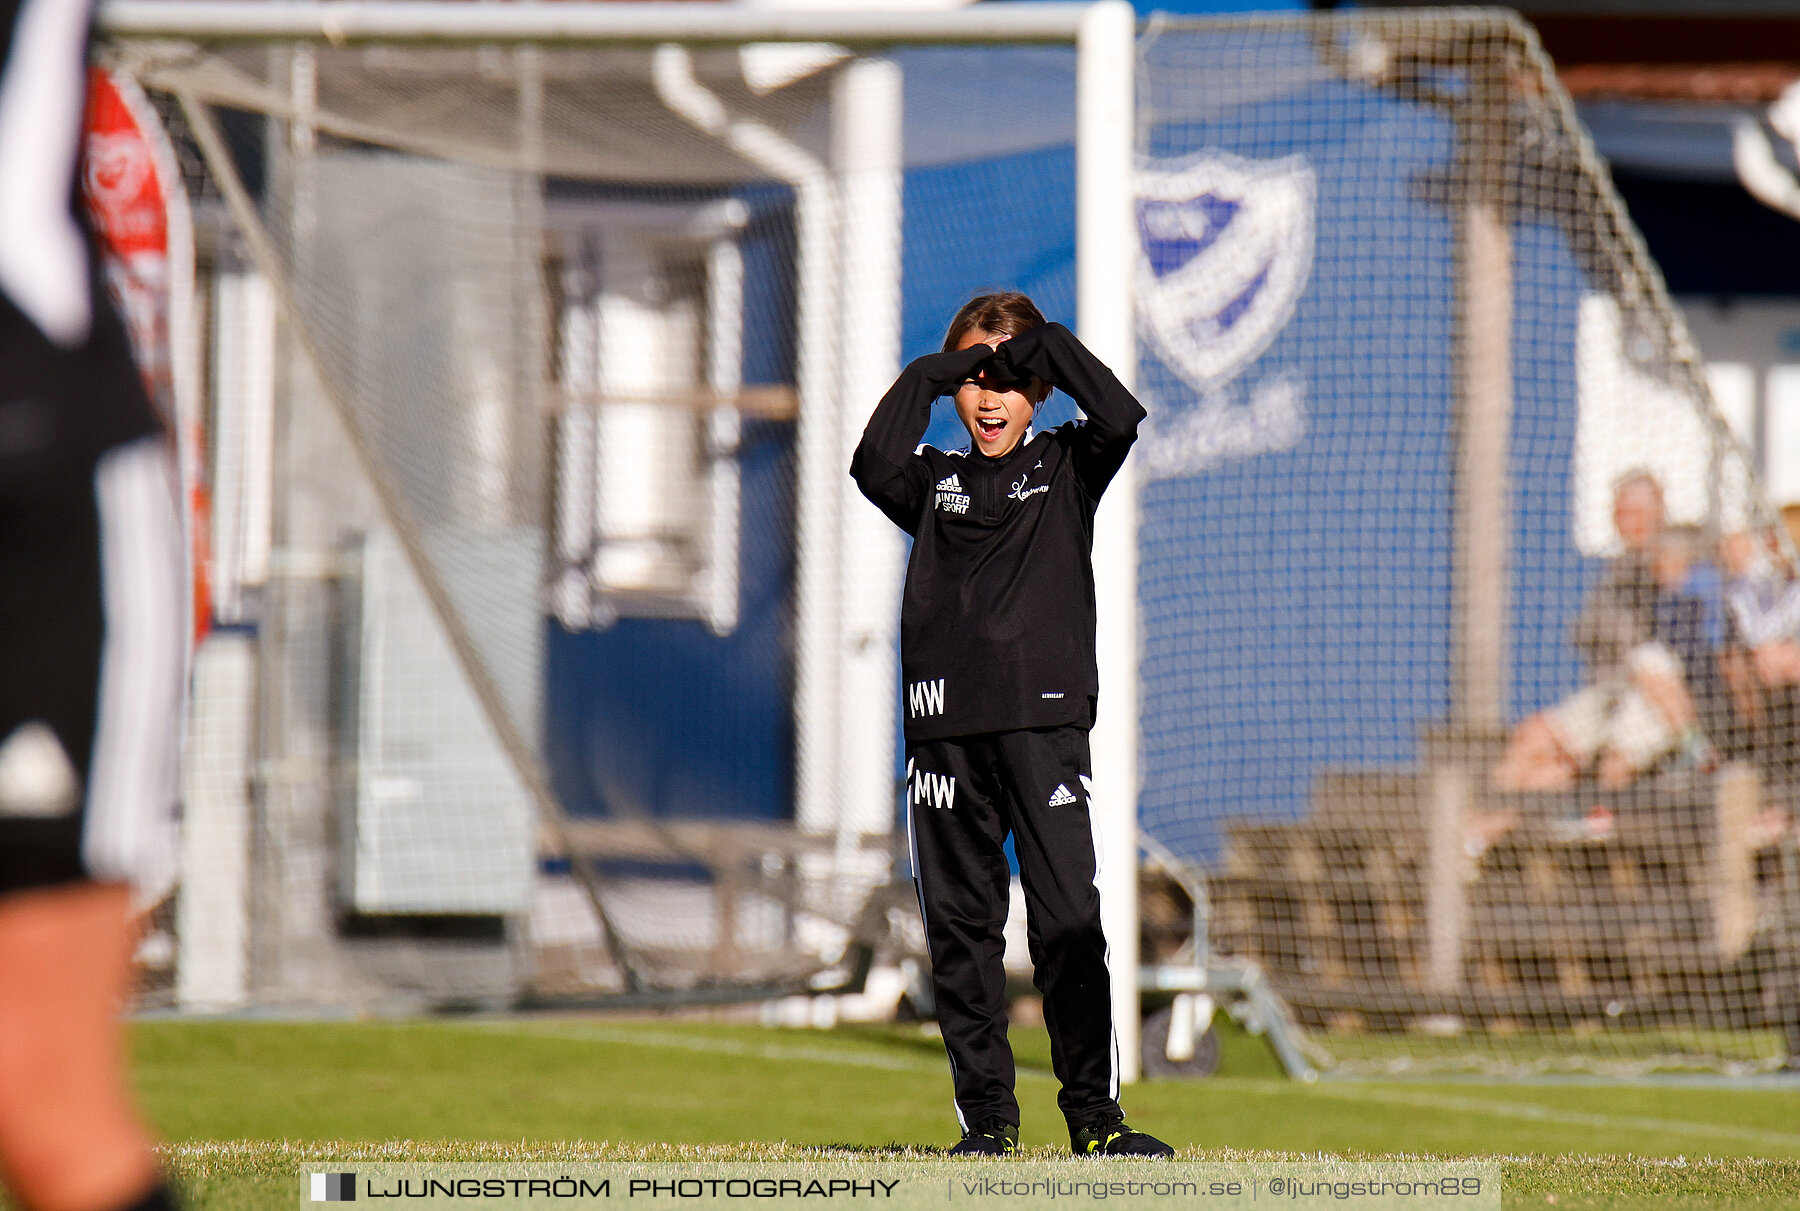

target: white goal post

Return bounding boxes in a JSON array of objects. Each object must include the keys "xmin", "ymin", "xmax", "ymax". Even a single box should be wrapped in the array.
[{"xmin": 100, "ymin": 0, "xmax": 1146, "ymax": 1077}]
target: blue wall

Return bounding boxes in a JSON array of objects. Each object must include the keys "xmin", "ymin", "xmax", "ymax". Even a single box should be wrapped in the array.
[
  {"xmin": 1133, "ymin": 31, "xmax": 1603, "ymax": 863},
  {"xmin": 903, "ymin": 142, "xmax": 1083, "ymax": 445}
]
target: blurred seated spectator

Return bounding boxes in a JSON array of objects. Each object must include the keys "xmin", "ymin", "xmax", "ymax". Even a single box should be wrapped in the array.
[
  {"xmin": 1491, "ymin": 472, "xmax": 1713, "ymax": 791},
  {"xmin": 1652, "ymin": 524, "xmax": 1736, "ymax": 751},
  {"xmin": 1721, "ymin": 526, "xmax": 1800, "ymax": 688},
  {"xmin": 1719, "ymin": 523, "xmax": 1800, "ymax": 784}
]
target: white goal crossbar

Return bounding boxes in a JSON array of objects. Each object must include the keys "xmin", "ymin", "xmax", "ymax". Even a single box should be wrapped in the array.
[{"xmin": 99, "ymin": 0, "xmax": 1099, "ymax": 46}]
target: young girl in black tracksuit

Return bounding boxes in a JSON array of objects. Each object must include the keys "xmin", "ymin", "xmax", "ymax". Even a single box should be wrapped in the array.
[{"xmin": 850, "ymin": 292, "xmax": 1173, "ymax": 1158}]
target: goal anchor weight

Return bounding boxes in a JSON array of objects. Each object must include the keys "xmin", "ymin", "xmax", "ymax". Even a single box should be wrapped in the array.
[
  {"xmin": 1139, "ymin": 959, "xmax": 1318, "ymax": 1083},
  {"xmin": 1139, "ymin": 835, "xmax": 1317, "ymax": 1082}
]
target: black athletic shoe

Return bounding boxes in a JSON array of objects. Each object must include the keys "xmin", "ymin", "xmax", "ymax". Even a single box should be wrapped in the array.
[
  {"xmin": 1071, "ymin": 1116, "xmax": 1174, "ymax": 1158},
  {"xmin": 949, "ymin": 1119, "xmax": 1019, "ymax": 1156}
]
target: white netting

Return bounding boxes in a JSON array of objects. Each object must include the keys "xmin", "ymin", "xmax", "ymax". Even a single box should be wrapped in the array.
[
  {"xmin": 108, "ymin": 24, "xmax": 1087, "ymax": 1016},
  {"xmin": 1137, "ymin": 12, "xmax": 1797, "ymax": 1076}
]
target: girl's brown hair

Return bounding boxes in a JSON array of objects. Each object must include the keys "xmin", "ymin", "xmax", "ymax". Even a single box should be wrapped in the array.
[{"xmin": 941, "ymin": 291, "xmax": 1047, "ymax": 352}]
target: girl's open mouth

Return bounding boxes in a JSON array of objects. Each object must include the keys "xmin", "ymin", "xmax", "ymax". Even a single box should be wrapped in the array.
[{"xmin": 977, "ymin": 418, "xmax": 1005, "ymax": 440}]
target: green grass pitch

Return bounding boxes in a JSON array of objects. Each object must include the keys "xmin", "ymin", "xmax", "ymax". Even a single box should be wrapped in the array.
[{"xmin": 127, "ymin": 1016, "xmax": 1800, "ymax": 1209}]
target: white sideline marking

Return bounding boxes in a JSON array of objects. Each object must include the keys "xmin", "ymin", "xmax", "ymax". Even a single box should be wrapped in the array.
[
  {"xmin": 465, "ymin": 1025, "xmax": 1800, "ymax": 1149},
  {"xmin": 1268, "ymin": 1083, "xmax": 1800, "ymax": 1151},
  {"xmin": 472, "ymin": 1024, "xmax": 995, "ymax": 1076}
]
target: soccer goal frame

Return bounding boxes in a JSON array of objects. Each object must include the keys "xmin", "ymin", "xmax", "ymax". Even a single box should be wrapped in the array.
[{"xmin": 100, "ymin": 0, "xmax": 1149, "ymax": 1077}]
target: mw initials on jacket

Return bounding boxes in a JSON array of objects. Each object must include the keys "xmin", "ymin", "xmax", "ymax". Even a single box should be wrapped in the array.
[{"xmin": 907, "ymin": 678, "xmax": 946, "ymax": 718}]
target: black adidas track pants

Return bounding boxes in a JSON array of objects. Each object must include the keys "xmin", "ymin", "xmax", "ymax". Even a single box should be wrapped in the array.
[{"xmin": 905, "ymin": 725, "xmax": 1121, "ymax": 1134}]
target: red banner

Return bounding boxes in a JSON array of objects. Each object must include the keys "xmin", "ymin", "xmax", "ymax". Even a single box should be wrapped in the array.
[{"xmin": 83, "ymin": 66, "xmax": 210, "ymax": 639}]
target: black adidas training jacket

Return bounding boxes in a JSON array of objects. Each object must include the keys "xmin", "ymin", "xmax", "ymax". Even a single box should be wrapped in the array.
[{"xmin": 849, "ymin": 323, "xmax": 1145, "ymax": 743}]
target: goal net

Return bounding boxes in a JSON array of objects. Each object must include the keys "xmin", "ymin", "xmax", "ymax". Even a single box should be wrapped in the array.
[
  {"xmin": 104, "ymin": 6, "xmax": 1800, "ymax": 1075},
  {"xmin": 108, "ymin": 10, "xmax": 1099, "ymax": 1016},
  {"xmin": 1136, "ymin": 12, "xmax": 1797, "ymax": 1076}
]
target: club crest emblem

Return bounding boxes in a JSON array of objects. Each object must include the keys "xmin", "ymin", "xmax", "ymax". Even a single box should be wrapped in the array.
[{"xmin": 1136, "ymin": 151, "xmax": 1315, "ymax": 392}]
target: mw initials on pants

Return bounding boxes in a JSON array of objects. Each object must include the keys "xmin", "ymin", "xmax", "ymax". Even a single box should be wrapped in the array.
[
  {"xmin": 908, "ymin": 678, "xmax": 946, "ymax": 718},
  {"xmin": 908, "ymin": 764, "xmax": 957, "ymax": 810}
]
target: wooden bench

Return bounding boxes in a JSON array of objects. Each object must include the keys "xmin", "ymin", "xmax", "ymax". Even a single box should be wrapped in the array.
[{"xmin": 1206, "ymin": 761, "xmax": 1797, "ymax": 1030}]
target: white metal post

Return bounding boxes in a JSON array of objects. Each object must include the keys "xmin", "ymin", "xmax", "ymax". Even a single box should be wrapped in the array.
[
  {"xmin": 1078, "ymin": 0, "xmax": 1140, "ymax": 1086},
  {"xmin": 705, "ymin": 236, "xmax": 746, "ymax": 637},
  {"xmin": 176, "ymin": 633, "xmax": 256, "ymax": 1010},
  {"xmin": 831, "ymin": 56, "xmax": 906, "ymax": 905},
  {"xmin": 775, "ymin": 166, "xmax": 841, "ymax": 847},
  {"xmin": 207, "ymin": 269, "xmax": 277, "ymax": 622}
]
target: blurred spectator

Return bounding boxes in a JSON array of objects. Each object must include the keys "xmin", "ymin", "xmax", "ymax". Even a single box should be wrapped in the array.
[
  {"xmin": 1492, "ymin": 471, "xmax": 1711, "ymax": 791},
  {"xmin": 1651, "ymin": 524, "xmax": 1734, "ymax": 751},
  {"xmin": 1720, "ymin": 526, "xmax": 1800, "ymax": 688},
  {"xmin": 1719, "ymin": 523, "xmax": 1800, "ymax": 787}
]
